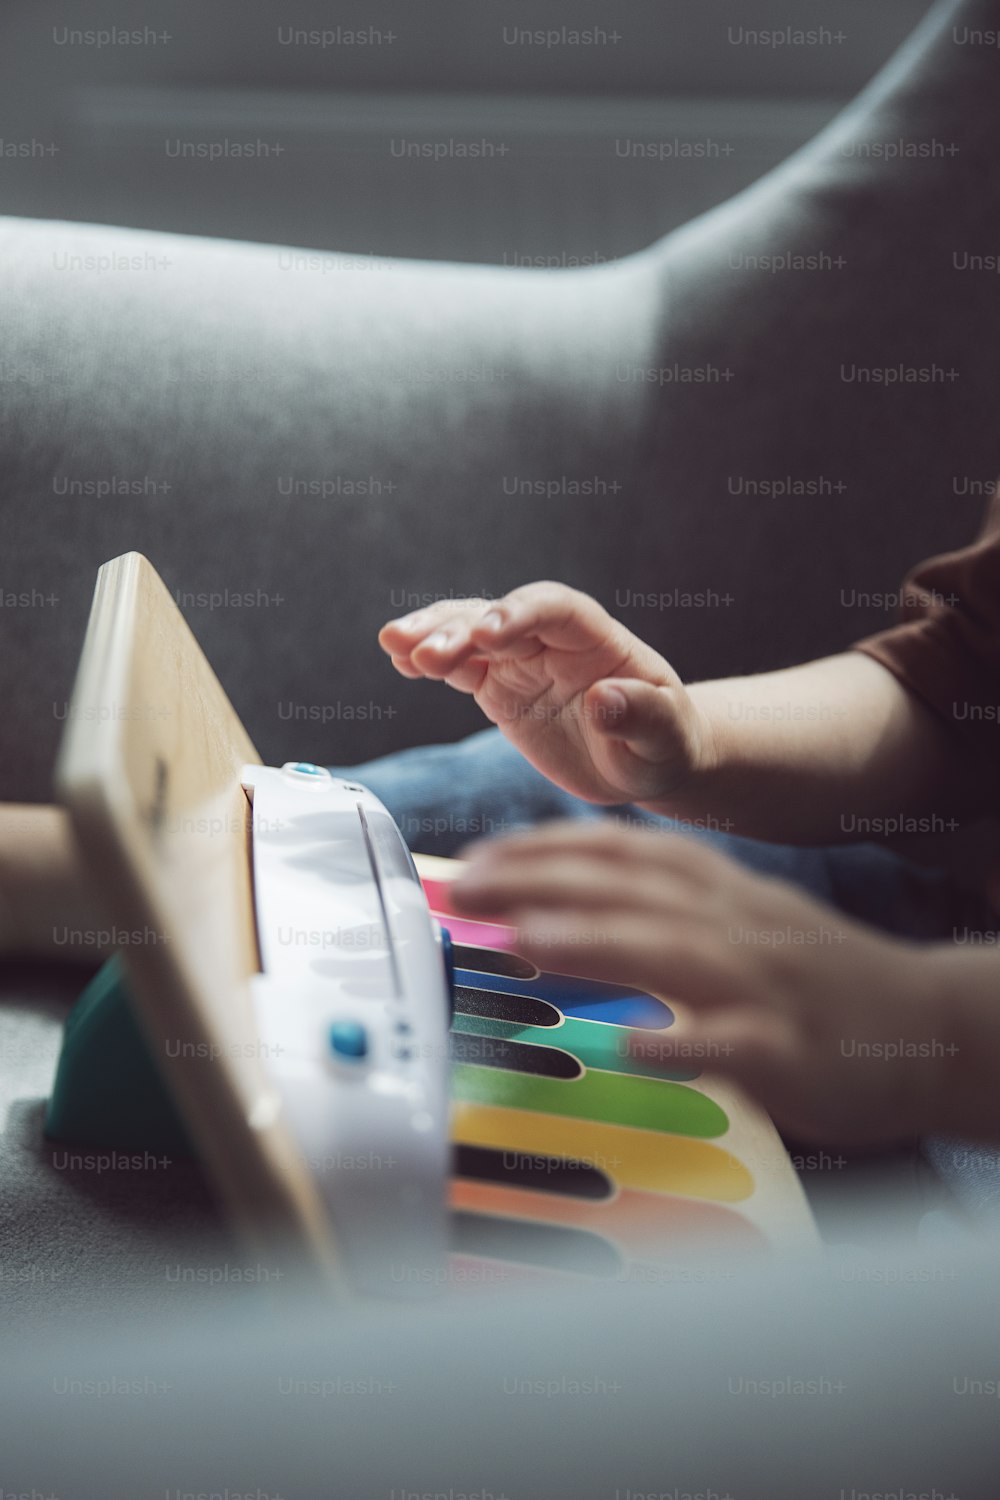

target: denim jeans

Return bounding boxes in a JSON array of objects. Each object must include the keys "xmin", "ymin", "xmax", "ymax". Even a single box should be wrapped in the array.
[{"xmin": 337, "ymin": 727, "xmax": 1000, "ymax": 1230}]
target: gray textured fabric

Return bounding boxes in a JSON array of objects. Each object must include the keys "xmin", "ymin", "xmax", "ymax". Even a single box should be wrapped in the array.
[
  {"xmin": 1, "ymin": 0, "xmax": 999, "ymax": 1293},
  {"xmin": 0, "ymin": 963, "xmax": 231, "ymax": 1319},
  {"xmin": 2, "ymin": 225, "xmax": 664, "ymax": 797},
  {"xmin": 7, "ymin": 1251, "xmax": 1000, "ymax": 1495}
]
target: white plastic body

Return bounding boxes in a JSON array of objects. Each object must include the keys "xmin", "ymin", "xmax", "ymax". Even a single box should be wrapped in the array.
[{"xmin": 241, "ymin": 763, "xmax": 451, "ymax": 1295}]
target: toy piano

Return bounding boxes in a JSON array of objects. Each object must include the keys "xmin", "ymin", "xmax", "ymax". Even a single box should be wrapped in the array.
[
  {"xmin": 418, "ymin": 853, "xmax": 818, "ymax": 1282},
  {"xmin": 51, "ymin": 554, "xmax": 816, "ymax": 1299}
]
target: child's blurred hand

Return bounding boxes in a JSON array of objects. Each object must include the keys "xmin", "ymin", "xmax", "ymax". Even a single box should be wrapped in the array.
[
  {"xmin": 450, "ymin": 821, "xmax": 953, "ymax": 1147},
  {"xmin": 379, "ymin": 582, "xmax": 716, "ymax": 806}
]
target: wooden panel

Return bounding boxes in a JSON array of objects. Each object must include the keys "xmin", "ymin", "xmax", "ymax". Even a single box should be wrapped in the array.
[{"xmin": 56, "ymin": 552, "xmax": 344, "ymax": 1285}]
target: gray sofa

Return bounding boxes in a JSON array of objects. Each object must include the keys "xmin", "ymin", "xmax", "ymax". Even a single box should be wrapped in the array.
[{"xmin": 2, "ymin": 0, "xmax": 1000, "ymax": 1487}]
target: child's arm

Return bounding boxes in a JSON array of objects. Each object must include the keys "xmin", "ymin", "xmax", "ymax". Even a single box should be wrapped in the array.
[
  {"xmin": 381, "ymin": 584, "xmax": 976, "ymax": 845},
  {"xmin": 668, "ymin": 651, "xmax": 970, "ymax": 842},
  {"xmin": 0, "ymin": 804, "xmax": 102, "ymax": 960}
]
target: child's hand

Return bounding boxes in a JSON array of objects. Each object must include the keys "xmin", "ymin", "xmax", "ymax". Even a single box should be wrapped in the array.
[
  {"xmin": 379, "ymin": 583, "xmax": 717, "ymax": 806},
  {"xmin": 450, "ymin": 822, "xmax": 954, "ymax": 1147}
]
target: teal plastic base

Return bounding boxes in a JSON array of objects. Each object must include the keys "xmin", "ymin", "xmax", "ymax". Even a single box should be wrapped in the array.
[{"xmin": 44, "ymin": 956, "xmax": 195, "ymax": 1158}]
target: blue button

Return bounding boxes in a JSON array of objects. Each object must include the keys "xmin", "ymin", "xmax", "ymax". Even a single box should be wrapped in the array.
[
  {"xmin": 284, "ymin": 761, "xmax": 327, "ymax": 777},
  {"xmin": 329, "ymin": 1021, "xmax": 369, "ymax": 1060}
]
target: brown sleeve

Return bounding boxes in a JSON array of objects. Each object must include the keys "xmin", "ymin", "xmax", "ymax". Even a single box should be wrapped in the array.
[{"xmin": 854, "ymin": 485, "xmax": 1000, "ymax": 759}]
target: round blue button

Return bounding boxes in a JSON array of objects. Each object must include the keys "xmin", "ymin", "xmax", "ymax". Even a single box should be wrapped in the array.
[
  {"xmin": 284, "ymin": 761, "xmax": 326, "ymax": 777},
  {"xmin": 329, "ymin": 1021, "xmax": 369, "ymax": 1060}
]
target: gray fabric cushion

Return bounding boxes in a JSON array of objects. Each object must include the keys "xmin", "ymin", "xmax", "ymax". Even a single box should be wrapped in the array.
[{"xmin": 0, "ymin": 220, "xmax": 663, "ymax": 799}]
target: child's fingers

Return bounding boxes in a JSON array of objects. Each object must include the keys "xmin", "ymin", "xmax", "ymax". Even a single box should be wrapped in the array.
[
  {"xmin": 383, "ymin": 583, "xmax": 616, "ymax": 659},
  {"xmin": 381, "ymin": 603, "xmax": 498, "ymax": 682},
  {"xmin": 452, "ymin": 846, "xmax": 717, "ymax": 927},
  {"xmin": 408, "ymin": 621, "xmax": 486, "ymax": 680},
  {"xmin": 403, "ymin": 585, "xmax": 622, "ymax": 687},
  {"xmin": 452, "ymin": 856, "xmax": 680, "ymax": 917},
  {"xmin": 388, "ymin": 642, "xmax": 489, "ymax": 694},
  {"xmin": 502, "ymin": 906, "xmax": 745, "ymax": 1009},
  {"xmin": 452, "ymin": 861, "xmax": 745, "ymax": 1006},
  {"xmin": 627, "ymin": 1011, "xmax": 796, "ymax": 1100},
  {"xmin": 439, "ymin": 656, "xmax": 490, "ymax": 695},
  {"xmin": 388, "ymin": 654, "xmax": 424, "ymax": 680},
  {"xmin": 624, "ymin": 1012, "xmax": 720, "ymax": 1073},
  {"xmin": 585, "ymin": 678, "xmax": 692, "ymax": 764},
  {"xmin": 378, "ymin": 598, "xmax": 493, "ymax": 655},
  {"xmin": 458, "ymin": 818, "xmax": 731, "ymax": 886},
  {"xmin": 467, "ymin": 582, "xmax": 622, "ymax": 657}
]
